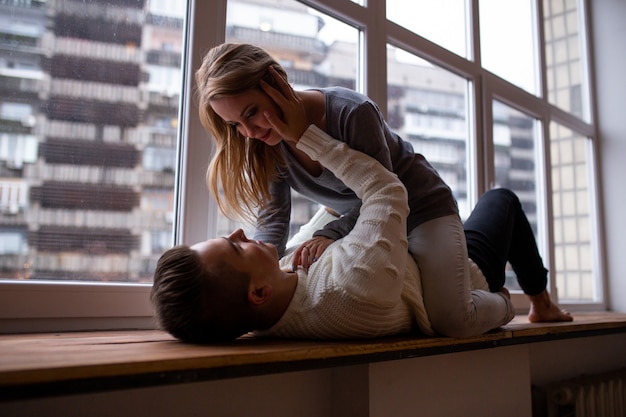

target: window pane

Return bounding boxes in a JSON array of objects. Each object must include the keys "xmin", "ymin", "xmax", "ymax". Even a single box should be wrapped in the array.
[
  {"xmin": 387, "ymin": 0, "xmax": 468, "ymax": 58},
  {"xmin": 220, "ymin": 0, "xmax": 359, "ymax": 238},
  {"xmin": 544, "ymin": 0, "xmax": 589, "ymax": 120},
  {"xmin": 480, "ymin": 0, "xmax": 538, "ymax": 94},
  {"xmin": 492, "ymin": 100, "xmax": 541, "ymax": 291},
  {"xmin": 0, "ymin": 0, "xmax": 186, "ymax": 282},
  {"xmin": 387, "ymin": 45, "xmax": 471, "ymax": 218},
  {"xmin": 550, "ymin": 122, "xmax": 595, "ymax": 302}
]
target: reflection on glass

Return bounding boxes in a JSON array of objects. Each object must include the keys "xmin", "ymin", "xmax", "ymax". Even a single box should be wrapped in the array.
[
  {"xmin": 219, "ymin": 0, "xmax": 359, "ymax": 238},
  {"xmin": 0, "ymin": 0, "xmax": 186, "ymax": 282},
  {"xmin": 550, "ymin": 123, "xmax": 594, "ymax": 302},
  {"xmin": 479, "ymin": 0, "xmax": 538, "ymax": 94},
  {"xmin": 492, "ymin": 100, "xmax": 540, "ymax": 291},
  {"xmin": 386, "ymin": 0, "xmax": 468, "ymax": 58},
  {"xmin": 386, "ymin": 45, "xmax": 470, "ymax": 218},
  {"xmin": 543, "ymin": 0, "xmax": 588, "ymax": 120}
]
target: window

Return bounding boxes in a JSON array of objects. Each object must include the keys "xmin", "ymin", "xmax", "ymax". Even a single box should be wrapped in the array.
[
  {"xmin": 550, "ymin": 122, "xmax": 596, "ymax": 302},
  {"xmin": 387, "ymin": 0, "xmax": 468, "ymax": 58},
  {"xmin": 386, "ymin": 46, "xmax": 471, "ymax": 217},
  {"xmin": 0, "ymin": 0, "xmax": 603, "ymax": 333},
  {"xmin": 0, "ymin": 0, "xmax": 184, "ymax": 331},
  {"xmin": 544, "ymin": 0, "xmax": 590, "ymax": 120},
  {"xmin": 218, "ymin": 0, "xmax": 359, "ymax": 238},
  {"xmin": 479, "ymin": 0, "xmax": 539, "ymax": 94}
]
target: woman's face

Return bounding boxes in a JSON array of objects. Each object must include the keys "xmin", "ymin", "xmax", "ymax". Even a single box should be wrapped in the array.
[{"xmin": 210, "ymin": 88, "xmax": 283, "ymax": 146}]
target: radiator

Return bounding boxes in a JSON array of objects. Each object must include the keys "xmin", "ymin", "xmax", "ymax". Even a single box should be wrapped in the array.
[{"xmin": 546, "ymin": 368, "xmax": 626, "ymax": 417}]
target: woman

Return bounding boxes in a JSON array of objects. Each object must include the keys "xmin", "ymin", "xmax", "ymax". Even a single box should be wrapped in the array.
[{"xmin": 194, "ymin": 42, "xmax": 571, "ymax": 338}]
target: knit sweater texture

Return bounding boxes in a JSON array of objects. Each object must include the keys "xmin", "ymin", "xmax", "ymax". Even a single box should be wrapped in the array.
[{"xmin": 254, "ymin": 125, "xmax": 434, "ymax": 339}]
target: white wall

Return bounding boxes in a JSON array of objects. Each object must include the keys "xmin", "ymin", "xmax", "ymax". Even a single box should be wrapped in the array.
[
  {"xmin": 591, "ymin": 0, "xmax": 626, "ymax": 312},
  {"xmin": 369, "ymin": 346, "xmax": 533, "ymax": 417}
]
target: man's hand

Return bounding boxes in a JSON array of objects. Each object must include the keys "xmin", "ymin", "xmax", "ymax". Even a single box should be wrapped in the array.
[
  {"xmin": 292, "ymin": 236, "xmax": 334, "ymax": 271},
  {"xmin": 260, "ymin": 66, "xmax": 310, "ymax": 144}
]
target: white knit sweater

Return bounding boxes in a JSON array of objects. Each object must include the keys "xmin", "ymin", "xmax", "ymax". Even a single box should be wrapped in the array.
[
  {"xmin": 252, "ymin": 125, "xmax": 430, "ymax": 339},
  {"xmin": 254, "ymin": 126, "xmax": 490, "ymax": 339}
]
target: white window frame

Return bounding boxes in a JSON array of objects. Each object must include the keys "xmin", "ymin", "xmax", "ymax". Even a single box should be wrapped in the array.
[{"xmin": 0, "ymin": 0, "xmax": 604, "ymax": 334}]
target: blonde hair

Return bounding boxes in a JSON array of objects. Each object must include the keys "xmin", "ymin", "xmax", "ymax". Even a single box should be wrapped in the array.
[{"xmin": 195, "ymin": 43, "xmax": 289, "ymax": 222}]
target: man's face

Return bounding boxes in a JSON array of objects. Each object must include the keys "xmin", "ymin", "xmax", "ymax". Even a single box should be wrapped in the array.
[{"xmin": 191, "ymin": 228, "xmax": 280, "ymax": 281}]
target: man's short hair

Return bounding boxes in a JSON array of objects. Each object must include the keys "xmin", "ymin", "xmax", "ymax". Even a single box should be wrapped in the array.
[{"xmin": 151, "ymin": 245, "xmax": 251, "ymax": 343}]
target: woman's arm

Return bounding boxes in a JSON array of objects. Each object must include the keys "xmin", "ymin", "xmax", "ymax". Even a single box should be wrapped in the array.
[{"xmin": 252, "ymin": 178, "xmax": 292, "ymax": 257}]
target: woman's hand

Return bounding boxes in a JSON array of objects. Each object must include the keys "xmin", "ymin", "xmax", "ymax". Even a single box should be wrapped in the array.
[
  {"xmin": 292, "ymin": 236, "xmax": 334, "ymax": 271},
  {"xmin": 260, "ymin": 67, "xmax": 310, "ymax": 144}
]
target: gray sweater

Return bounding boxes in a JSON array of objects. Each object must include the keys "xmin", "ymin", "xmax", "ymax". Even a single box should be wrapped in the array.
[{"xmin": 253, "ymin": 87, "xmax": 458, "ymax": 256}]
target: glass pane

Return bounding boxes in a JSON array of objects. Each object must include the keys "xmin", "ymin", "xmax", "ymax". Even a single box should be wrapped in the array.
[
  {"xmin": 387, "ymin": 0, "xmax": 468, "ymax": 58},
  {"xmin": 220, "ymin": 0, "xmax": 359, "ymax": 238},
  {"xmin": 543, "ymin": 0, "xmax": 589, "ymax": 120},
  {"xmin": 0, "ymin": 0, "xmax": 186, "ymax": 282},
  {"xmin": 492, "ymin": 101, "xmax": 541, "ymax": 291},
  {"xmin": 550, "ymin": 122, "xmax": 595, "ymax": 302},
  {"xmin": 387, "ymin": 45, "xmax": 470, "ymax": 219},
  {"xmin": 480, "ymin": 0, "xmax": 538, "ymax": 94}
]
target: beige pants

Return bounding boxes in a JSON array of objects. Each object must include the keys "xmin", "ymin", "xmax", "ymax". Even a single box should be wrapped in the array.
[{"xmin": 407, "ymin": 214, "xmax": 514, "ymax": 338}]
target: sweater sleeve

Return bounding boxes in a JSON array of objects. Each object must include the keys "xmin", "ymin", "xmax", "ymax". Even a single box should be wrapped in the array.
[
  {"xmin": 296, "ymin": 125, "xmax": 409, "ymax": 305},
  {"xmin": 253, "ymin": 178, "xmax": 291, "ymax": 257}
]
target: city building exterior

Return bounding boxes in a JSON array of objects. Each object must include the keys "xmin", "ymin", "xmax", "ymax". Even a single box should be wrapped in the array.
[{"xmin": 0, "ymin": 0, "xmax": 574, "ymax": 289}]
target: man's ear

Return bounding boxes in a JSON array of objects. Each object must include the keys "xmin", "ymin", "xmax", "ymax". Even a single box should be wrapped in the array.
[{"xmin": 248, "ymin": 284, "xmax": 272, "ymax": 306}]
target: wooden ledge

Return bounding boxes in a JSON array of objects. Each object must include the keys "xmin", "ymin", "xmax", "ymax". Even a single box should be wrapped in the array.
[{"xmin": 1, "ymin": 311, "xmax": 625, "ymax": 401}]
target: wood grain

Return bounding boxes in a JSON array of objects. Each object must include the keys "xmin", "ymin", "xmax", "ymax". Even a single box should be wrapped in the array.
[{"xmin": 1, "ymin": 311, "xmax": 625, "ymax": 397}]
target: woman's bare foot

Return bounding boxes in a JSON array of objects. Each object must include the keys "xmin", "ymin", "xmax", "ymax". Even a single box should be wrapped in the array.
[{"xmin": 528, "ymin": 290, "xmax": 573, "ymax": 323}]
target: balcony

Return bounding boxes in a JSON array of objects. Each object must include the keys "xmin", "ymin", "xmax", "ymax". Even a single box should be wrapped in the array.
[
  {"xmin": 49, "ymin": 55, "xmax": 140, "ymax": 86},
  {"xmin": 145, "ymin": 50, "xmax": 181, "ymax": 68},
  {"xmin": 30, "ymin": 181, "xmax": 139, "ymax": 211},
  {"xmin": 0, "ymin": 72, "xmax": 43, "ymax": 99},
  {"xmin": 40, "ymin": 138, "xmax": 139, "ymax": 168},
  {"xmin": 28, "ymin": 225, "xmax": 139, "ymax": 254},
  {"xmin": 145, "ymin": 91, "xmax": 179, "ymax": 113},
  {"xmin": 45, "ymin": 96, "xmax": 140, "ymax": 127},
  {"xmin": 54, "ymin": 15, "xmax": 141, "ymax": 47}
]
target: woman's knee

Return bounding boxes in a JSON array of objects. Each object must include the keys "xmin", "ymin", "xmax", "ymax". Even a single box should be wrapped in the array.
[{"xmin": 483, "ymin": 188, "xmax": 520, "ymax": 207}]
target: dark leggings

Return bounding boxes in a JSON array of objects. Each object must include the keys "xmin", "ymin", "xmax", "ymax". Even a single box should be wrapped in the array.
[{"xmin": 464, "ymin": 188, "xmax": 548, "ymax": 296}]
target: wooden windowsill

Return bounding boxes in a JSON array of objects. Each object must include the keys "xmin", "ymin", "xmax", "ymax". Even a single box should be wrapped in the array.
[{"xmin": 1, "ymin": 311, "xmax": 625, "ymax": 401}]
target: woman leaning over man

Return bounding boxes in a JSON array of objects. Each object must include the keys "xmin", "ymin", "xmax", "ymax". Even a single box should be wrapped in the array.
[{"xmin": 191, "ymin": 42, "xmax": 571, "ymax": 339}]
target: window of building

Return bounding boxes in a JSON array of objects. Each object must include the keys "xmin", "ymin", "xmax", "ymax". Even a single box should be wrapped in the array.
[
  {"xmin": 0, "ymin": 0, "xmax": 602, "ymax": 333},
  {"xmin": 143, "ymin": 146, "xmax": 176, "ymax": 172}
]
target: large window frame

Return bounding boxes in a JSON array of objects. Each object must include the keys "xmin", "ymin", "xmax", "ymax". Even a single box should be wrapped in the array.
[{"xmin": 0, "ymin": 0, "xmax": 604, "ymax": 333}]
